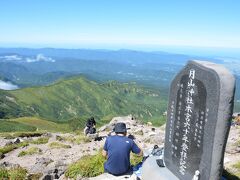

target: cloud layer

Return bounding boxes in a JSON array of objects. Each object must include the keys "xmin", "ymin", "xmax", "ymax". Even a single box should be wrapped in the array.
[
  {"xmin": 26, "ymin": 54, "xmax": 55, "ymax": 63},
  {"xmin": 0, "ymin": 80, "xmax": 19, "ymax": 90},
  {"xmin": 0, "ymin": 54, "xmax": 55, "ymax": 63}
]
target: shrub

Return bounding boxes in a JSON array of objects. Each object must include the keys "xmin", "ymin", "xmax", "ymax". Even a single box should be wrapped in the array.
[{"xmin": 18, "ymin": 147, "xmax": 42, "ymax": 157}]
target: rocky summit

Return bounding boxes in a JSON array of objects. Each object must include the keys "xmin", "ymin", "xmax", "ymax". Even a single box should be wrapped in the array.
[{"xmin": 0, "ymin": 115, "xmax": 239, "ymax": 179}]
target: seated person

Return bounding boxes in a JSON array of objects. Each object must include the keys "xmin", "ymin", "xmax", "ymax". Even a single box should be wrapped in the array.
[
  {"xmin": 102, "ymin": 122, "xmax": 143, "ymax": 176},
  {"xmin": 84, "ymin": 117, "xmax": 96, "ymax": 135}
]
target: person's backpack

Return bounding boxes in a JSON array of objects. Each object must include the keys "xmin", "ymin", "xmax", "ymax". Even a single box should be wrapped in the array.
[{"xmin": 89, "ymin": 127, "xmax": 96, "ymax": 134}]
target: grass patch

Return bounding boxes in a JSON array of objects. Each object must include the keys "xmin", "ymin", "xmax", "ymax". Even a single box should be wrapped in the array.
[
  {"xmin": 27, "ymin": 173, "xmax": 43, "ymax": 180},
  {"xmin": 0, "ymin": 131, "xmax": 45, "ymax": 139},
  {"xmin": 65, "ymin": 151, "xmax": 105, "ymax": 178},
  {"xmin": 0, "ymin": 168, "xmax": 8, "ymax": 179},
  {"xmin": 130, "ymin": 153, "xmax": 143, "ymax": 166},
  {"xmin": 56, "ymin": 134, "xmax": 91, "ymax": 144},
  {"xmin": 30, "ymin": 137, "xmax": 49, "ymax": 144},
  {"xmin": 0, "ymin": 120, "xmax": 36, "ymax": 132},
  {"xmin": 49, "ymin": 142, "xmax": 71, "ymax": 149},
  {"xmin": 223, "ymin": 169, "xmax": 240, "ymax": 180},
  {"xmin": 145, "ymin": 115, "xmax": 166, "ymax": 127},
  {"xmin": 65, "ymin": 150, "xmax": 142, "ymax": 178},
  {"xmin": 235, "ymin": 139, "xmax": 240, "ymax": 147},
  {"xmin": 232, "ymin": 161, "xmax": 240, "ymax": 178},
  {"xmin": 223, "ymin": 161, "xmax": 240, "ymax": 179},
  {"xmin": 10, "ymin": 117, "xmax": 70, "ymax": 132},
  {"xmin": 0, "ymin": 167, "xmax": 27, "ymax": 180},
  {"xmin": 18, "ymin": 147, "xmax": 42, "ymax": 157},
  {"xmin": 0, "ymin": 141, "xmax": 29, "ymax": 156}
]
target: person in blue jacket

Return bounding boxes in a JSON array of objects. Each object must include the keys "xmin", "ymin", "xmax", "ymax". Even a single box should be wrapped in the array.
[{"xmin": 102, "ymin": 122, "xmax": 143, "ymax": 176}]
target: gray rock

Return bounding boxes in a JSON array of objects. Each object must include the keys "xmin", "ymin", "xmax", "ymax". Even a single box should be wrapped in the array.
[
  {"xmin": 42, "ymin": 175, "xmax": 53, "ymax": 180},
  {"xmin": 36, "ymin": 157, "xmax": 53, "ymax": 166},
  {"xmin": 5, "ymin": 141, "xmax": 13, "ymax": 146},
  {"xmin": 13, "ymin": 138, "xmax": 23, "ymax": 144},
  {"xmin": 0, "ymin": 153, "xmax": 5, "ymax": 159}
]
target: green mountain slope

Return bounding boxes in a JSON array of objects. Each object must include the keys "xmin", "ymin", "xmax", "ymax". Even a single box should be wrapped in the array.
[{"xmin": 0, "ymin": 76, "xmax": 167, "ymax": 123}]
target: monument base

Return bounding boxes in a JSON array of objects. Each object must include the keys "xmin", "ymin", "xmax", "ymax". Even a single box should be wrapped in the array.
[{"xmin": 142, "ymin": 156, "xmax": 178, "ymax": 180}]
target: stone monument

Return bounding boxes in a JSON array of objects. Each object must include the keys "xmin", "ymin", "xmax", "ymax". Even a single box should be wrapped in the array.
[{"xmin": 142, "ymin": 60, "xmax": 235, "ymax": 180}]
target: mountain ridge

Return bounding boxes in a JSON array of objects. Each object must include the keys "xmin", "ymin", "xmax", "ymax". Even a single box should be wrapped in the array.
[{"xmin": 0, "ymin": 76, "xmax": 167, "ymax": 124}]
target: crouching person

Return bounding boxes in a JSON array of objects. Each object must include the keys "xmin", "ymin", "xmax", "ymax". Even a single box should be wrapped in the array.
[
  {"xmin": 84, "ymin": 117, "xmax": 96, "ymax": 135},
  {"xmin": 102, "ymin": 122, "xmax": 143, "ymax": 176}
]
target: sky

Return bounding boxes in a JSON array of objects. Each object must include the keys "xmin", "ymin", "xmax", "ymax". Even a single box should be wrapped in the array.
[{"xmin": 0, "ymin": 0, "xmax": 240, "ymax": 50}]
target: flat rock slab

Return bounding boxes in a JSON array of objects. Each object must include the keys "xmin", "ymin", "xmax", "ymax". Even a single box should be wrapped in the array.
[
  {"xmin": 88, "ymin": 173, "xmax": 137, "ymax": 180},
  {"xmin": 142, "ymin": 156, "xmax": 178, "ymax": 180}
]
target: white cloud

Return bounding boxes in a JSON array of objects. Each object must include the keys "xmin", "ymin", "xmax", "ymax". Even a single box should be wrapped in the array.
[
  {"xmin": 26, "ymin": 54, "xmax": 55, "ymax": 63},
  {"xmin": 0, "ymin": 55, "xmax": 22, "ymax": 61},
  {"xmin": 0, "ymin": 80, "xmax": 19, "ymax": 90}
]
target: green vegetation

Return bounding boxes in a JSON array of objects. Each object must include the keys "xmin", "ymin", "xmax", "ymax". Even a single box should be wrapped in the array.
[
  {"xmin": 18, "ymin": 147, "xmax": 42, "ymax": 157},
  {"xmin": 65, "ymin": 150, "xmax": 142, "ymax": 179},
  {"xmin": 0, "ymin": 76, "xmax": 167, "ymax": 131},
  {"xmin": 27, "ymin": 173, "xmax": 43, "ymax": 180},
  {"xmin": 30, "ymin": 137, "xmax": 49, "ymax": 144},
  {"xmin": 65, "ymin": 151, "xmax": 105, "ymax": 178},
  {"xmin": 49, "ymin": 142, "xmax": 71, "ymax": 149},
  {"xmin": 0, "ymin": 117, "xmax": 70, "ymax": 133},
  {"xmin": 223, "ymin": 161, "xmax": 240, "ymax": 179},
  {"xmin": 0, "ymin": 141, "xmax": 29, "ymax": 156},
  {"xmin": 0, "ymin": 120, "xmax": 36, "ymax": 132},
  {"xmin": 56, "ymin": 134, "xmax": 91, "ymax": 144},
  {"xmin": 0, "ymin": 131, "xmax": 45, "ymax": 139},
  {"xmin": 0, "ymin": 167, "xmax": 27, "ymax": 180},
  {"xmin": 147, "ymin": 115, "xmax": 166, "ymax": 127},
  {"xmin": 130, "ymin": 153, "xmax": 143, "ymax": 166},
  {"xmin": 10, "ymin": 117, "xmax": 70, "ymax": 132},
  {"xmin": 232, "ymin": 161, "xmax": 240, "ymax": 178},
  {"xmin": 0, "ymin": 168, "xmax": 8, "ymax": 179},
  {"xmin": 223, "ymin": 169, "xmax": 240, "ymax": 180}
]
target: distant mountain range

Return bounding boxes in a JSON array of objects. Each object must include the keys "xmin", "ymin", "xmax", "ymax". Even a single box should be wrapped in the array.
[
  {"xmin": 0, "ymin": 76, "xmax": 167, "ymax": 123},
  {"xmin": 0, "ymin": 48, "xmax": 239, "ymax": 114}
]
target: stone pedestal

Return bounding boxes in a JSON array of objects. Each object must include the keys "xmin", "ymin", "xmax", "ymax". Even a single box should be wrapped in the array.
[{"xmin": 142, "ymin": 156, "xmax": 178, "ymax": 180}]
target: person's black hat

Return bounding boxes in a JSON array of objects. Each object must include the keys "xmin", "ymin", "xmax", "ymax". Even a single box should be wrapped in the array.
[{"xmin": 114, "ymin": 122, "xmax": 127, "ymax": 133}]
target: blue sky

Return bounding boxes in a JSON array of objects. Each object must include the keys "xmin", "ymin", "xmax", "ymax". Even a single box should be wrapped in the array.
[{"xmin": 0, "ymin": 0, "xmax": 239, "ymax": 50}]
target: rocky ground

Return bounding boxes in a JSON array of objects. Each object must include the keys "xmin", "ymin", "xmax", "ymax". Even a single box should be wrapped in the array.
[
  {"xmin": 224, "ymin": 125, "xmax": 240, "ymax": 176},
  {"xmin": 0, "ymin": 115, "xmax": 239, "ymax": 179},
  {"xmin": 0, "ymin": 116, "xmax": 165, "ymax": 179}
]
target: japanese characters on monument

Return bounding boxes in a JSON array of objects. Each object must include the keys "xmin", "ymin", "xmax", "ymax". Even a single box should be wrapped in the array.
[
  {"xmin": 169, "ymin": 100, "xmax": 175, "ymax": 143},
  {"xmin": 179, "ymin": 69, "xmax": 195, "ymax": 175}
]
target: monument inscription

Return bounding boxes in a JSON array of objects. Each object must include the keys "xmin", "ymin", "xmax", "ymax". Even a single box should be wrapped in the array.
[{"xmin": 164, "ymin": 60, "xmax": 235, "ymax": 180}]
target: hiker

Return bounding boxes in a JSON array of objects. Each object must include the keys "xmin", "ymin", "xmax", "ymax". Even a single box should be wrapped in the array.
[
  {"xmin": 102, "ymin": 122, "xmax": 143, "ymax": 176},
  {"xmin": 84, "ymin": 117, "xmax": 96, "ymax": 135}
]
